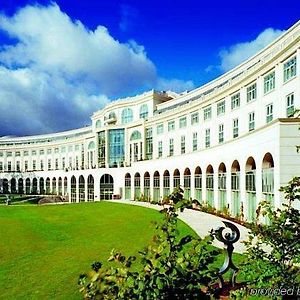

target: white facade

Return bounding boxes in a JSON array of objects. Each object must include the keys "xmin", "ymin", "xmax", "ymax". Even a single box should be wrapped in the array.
[{"xmin": 1, "ymin": 21, "xmax": 300, "ymax": 220}]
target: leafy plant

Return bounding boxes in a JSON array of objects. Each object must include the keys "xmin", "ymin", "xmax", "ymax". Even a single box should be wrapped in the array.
[
  {"xmin": 79, "ymin": 187, "xmax": 219, "ymax": 299},
  {"xmin": 231, "ymin": 177, "xmax": 300, "ymax": 299}
]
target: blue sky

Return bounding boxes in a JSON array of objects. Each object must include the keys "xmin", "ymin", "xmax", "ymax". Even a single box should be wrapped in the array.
[{"xmin": 0, "ymin": 0, "xmax": 299, "ymax": 135}]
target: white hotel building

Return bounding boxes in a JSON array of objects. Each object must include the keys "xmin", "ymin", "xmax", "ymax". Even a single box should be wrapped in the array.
[{"xmin": 1, "ymin": 22, "xmax": 300, "ymax": 221}]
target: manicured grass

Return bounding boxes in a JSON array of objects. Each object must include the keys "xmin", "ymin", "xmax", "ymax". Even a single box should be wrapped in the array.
[{"xmin": 0, "ymin": 202, "xmax": 197, "ymax": 300}]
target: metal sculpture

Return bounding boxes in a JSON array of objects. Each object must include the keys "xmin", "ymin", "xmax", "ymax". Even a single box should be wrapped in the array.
[{"xmin": 213, "ymin": 221, "xmax": 240, "ymax": 289}]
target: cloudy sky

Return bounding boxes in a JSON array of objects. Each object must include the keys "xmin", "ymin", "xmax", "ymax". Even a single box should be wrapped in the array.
[{"xmin": 0, "ymin": 0, "xmax": 299, "ymax": 136}]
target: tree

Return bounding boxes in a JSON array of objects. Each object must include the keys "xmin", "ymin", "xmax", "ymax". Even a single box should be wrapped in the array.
[
  {"xmin": 232, "ymin": 177, "xmax": 300, "ymax": 299},
  {"xmin": 78, "ymin": 187, "xmax": 220, "ymax": 299}
]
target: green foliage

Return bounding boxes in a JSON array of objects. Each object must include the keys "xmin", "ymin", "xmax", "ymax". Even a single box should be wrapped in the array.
[
  {"xmin": 232, "ymin": 177, "xmax": 300, "ymax": 298},
  {"xmin": 79, "ymin": 188, "xmax": 220, "ymax": 299}
]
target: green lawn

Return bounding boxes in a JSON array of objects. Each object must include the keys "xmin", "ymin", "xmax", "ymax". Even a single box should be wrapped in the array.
[{"xmin": 0, "ymin": 202, "xmax": 197, "ymax": 300}]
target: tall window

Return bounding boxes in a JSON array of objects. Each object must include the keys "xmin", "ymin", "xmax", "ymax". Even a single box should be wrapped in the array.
[
  {"xmin": 179, "ymin": 117, "xmax": 187, "ymax": 128},
  {"xmin": 48, "ymin": 159, "xmax": 51, "ymax": 170},
  {"xmin": 98, "ymin": 131, "xmax": 106, "ymax": 167},
  {"xmin": 145, "ymin": 128, "xmax": 153, "ymax": 160},
  {"xmin": 231, "ymin": 92, "xmax": 240, "ymax": 109},
  {"xmin": 264, "ymin": 71, "xmax": 275, "ymax": 94},
  {"xmin": 266, "ymin": 103, "xmax": 273, "ymax": 123},
  {"xmin": 205, "ymin": 129, "xmax": 210, "ymax": 148},
  {"xmin": 156, "ymin": 124, "xmax": 164, "ymax": 135},
  {"xmin": 169, "ymin": 138, "xmax": 174, "ymax": 156},
  {"xmin": 181, "ymin": 136, "xmax": 186, "ymax": 154},
  {"xmin": 158, "ymin": 141, "xmax": 163, "ymax": 158},
  {"xmin": 139, "ymin": 104, "xmax": 148, "ymax": 119},
  {"xmin": 217, "ymin": 100, "xmax": 225, "ymax": 115},
  {"xmin": 168, "ymin": 120, "xmax": 175, "ymax": 131},
  {"xmin": 247, "ymin": 83, "xmax": 257, "ymax": 102},
  {"xmin": 108, "ymin": 129, "xmax": 125, "ymax": 166},
  {"xmin": 121, "ymin": 108, "xmax": 133, "ymax": 124},
  {"xmin": 249, "ymin": 112, "xmax": 255, "ymax": 131},
  {"xmin": 191, "ymin": 112, "xmax": 199, "ymax": 125},
  {"xmin": 284, "ymin": 56, "xmax": 297, "ymax": 82},
  {"xmin": 286, "ymin": 93, "xmax": 295, "ymax": 117},
  {"xmin": 233, "ymin": 119, "xmax": 239, "ymax": 138},
  {"xmin": 192, "ymin": 132, "xmax": 197, "ymax": 151},
  {"xmin": 204, "ymin": 106, "xmax": 212, "ymax": 121},
  {"xmin": 219, "ymin": 124, "xmax": 224, "ymax": 143}
]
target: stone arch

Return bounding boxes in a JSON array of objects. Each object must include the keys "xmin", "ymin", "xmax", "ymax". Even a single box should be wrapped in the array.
[
  {"xmin": 79, "ymin": 175, "xmax": 85, "ymax": 202},
  {"xmin": 87, "ymin": 175, "xmax": 94, "ymax": 201},
  {"xmin": 100, "ymin": 174, "xmax": 114, "ymax": 200}
]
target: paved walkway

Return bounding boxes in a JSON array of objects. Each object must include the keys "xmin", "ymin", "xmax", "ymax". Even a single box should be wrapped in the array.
[{"xmin": 108, "ymin": 200, "xmax": 250, "ymax": 253}]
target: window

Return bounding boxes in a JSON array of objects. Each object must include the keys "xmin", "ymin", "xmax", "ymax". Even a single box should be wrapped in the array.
[
  {"xmin": 62, "ymin": 157, "xmax": 66, "ymax": 169},
  {"xmin": 48, "ymin": 159, "xmax": 51, "ymax": 170},
  {"xmin": 204, "ymin": 106, "xmax": 212, "ymax": 121},
  {"xmin": 286, "ymin": 93, "xmax": 295, "ymax": 117},
  {"xmin": 47, "ymin": 149, "xmax": 52, "ymax": 154},
  {"xmin": 121, "ymin": 108, "xmax": 133, "ymax": 124},
  {"xmin": 139, "ymin": 104, "xmax": 148, "ymax": 119},
  {"xmin": 15, "ymin": 151, "xmax": 20, "ymax": 157},
  {"xmin": 249, "ymin": 112, "xmax": 255, "ymax": 131},
  {"xmin": 0, "ymin": 162, "xmax": 2, "ymax": 171},
  {"xmin": 8, "ymin": 161, "xmax": 11, "ymax": 171},
  {"xmin": 156, "ymin": 124, "xmax": 164, "ymax": 135},
  {"xmin": 40, "ymin": 160, "xmax": 44, "ymax": 170},
  {"xmin": 219, "ymin": 124, "xmax": 224, "ymax": 143},
  {"xmin": 284, "ymin": 56, "xmax": 297, "ymax": 82},
  {"xmin": 181, "ymin": 136, "xmax": 186, "ymax": 154},
  {"xmin": 108, "ymin": 129, "xmax": 125, "ymax": 166},
  {"xmin": 168, "ymin": 120, "xmax": 175, "ymax": 131},
  {"xmin": 158, "ymin": 141, "xmax": 163, "ymax": 158},
  {"xmin": 169, "ymin": 138, "xmax": 174, "ymax": 156},
  {"xmin": 32, "ymin": 160, "xmax": 36, "ymax": 170},
  {"xmin": 192, "ymin": 132, "xmax": 197, "ymax": 151},
  {"xmin": 6, "ymin": 151, "xmax": 12, "ymax": 157},
  {"xmin": 54, "ymin": 148, "xmax": 59, "ymax": 154},
  {"xmin": 264, "ymin": 71, "xmax": 275, "ymax": 93},
  {"xmin": 40, "ymin": 149, "xmax": 44, "ymax": 155},
  {"xmin": 23, "ymin": 151, "xmax": 28, "ymax": 156},
  {"xmin": 191, "ymin": 112, "xmax": 199, "ymax": 125},
  {"xmin": 231, "ymin": 93, "xmax": 240, "ymax": 109},
  {"xmin": 205, "ymin": 129, "xmax": 210, "ymax": 148},
  {"xmin": 16, "ymin": 161, "xmax": 20, "ymax": 171},
  {"xmin": 217, "ymin": 100, "xmax": 225, "ymax": 115},
  {"xmin": 145, "ymin": 128, "xmax": 153, "ymax": 160},
  {"xmin": 24, "ymin": 161, "xmax": 28, "ymax": 171},
  {"xmin": 266, "ymin": 103, "xmax": 273, "ymax": 123},
  {"xmin": 32, "ymin": 150, "xmax": 37, "ymax": 156},
  {"xmin": 247, "ymin": 83, "xmax": 257, "ymax": 102},
  {"xmin": 233, "ymin": 119, "xmax": 239, "ymax": 138},
  {"xmin": 179, "ymin": 117, "xmax": 187, "ymax": 128},
  {"xmin": 95, "ymin": 120, "xmax": 101, "ymax": 128}
]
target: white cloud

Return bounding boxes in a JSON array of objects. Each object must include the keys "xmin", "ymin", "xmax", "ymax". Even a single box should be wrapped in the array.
[
  {"xmin": 217, "ymin": 28, "xmax": 284, "ymax": 72},
  {"xmin": 156, "ymin": 78, "xmax": 195, "ymax": 93},
  {"xmin": 0, "ymin": 3, "xmax": 194, "ymax": 136}
]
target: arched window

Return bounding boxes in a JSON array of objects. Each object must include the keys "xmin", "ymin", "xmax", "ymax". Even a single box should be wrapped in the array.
[
  {"xmin": 109, "ymin": 111, "xmax": 116, "ymax": 119},
  {"xmin": 121, "ymin": 108, "xmax": 133, "ymax": 124},
  {"xmin": 88, "ymin": 141, "xmax": 96, "ymax": 150},
  {"xmin": 130, "ymin": 130, "xmax": 142, "ymax": 141},
  {"xmin": 140, "ymin": 104, "xmax": 148, "ymax": 119}
]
